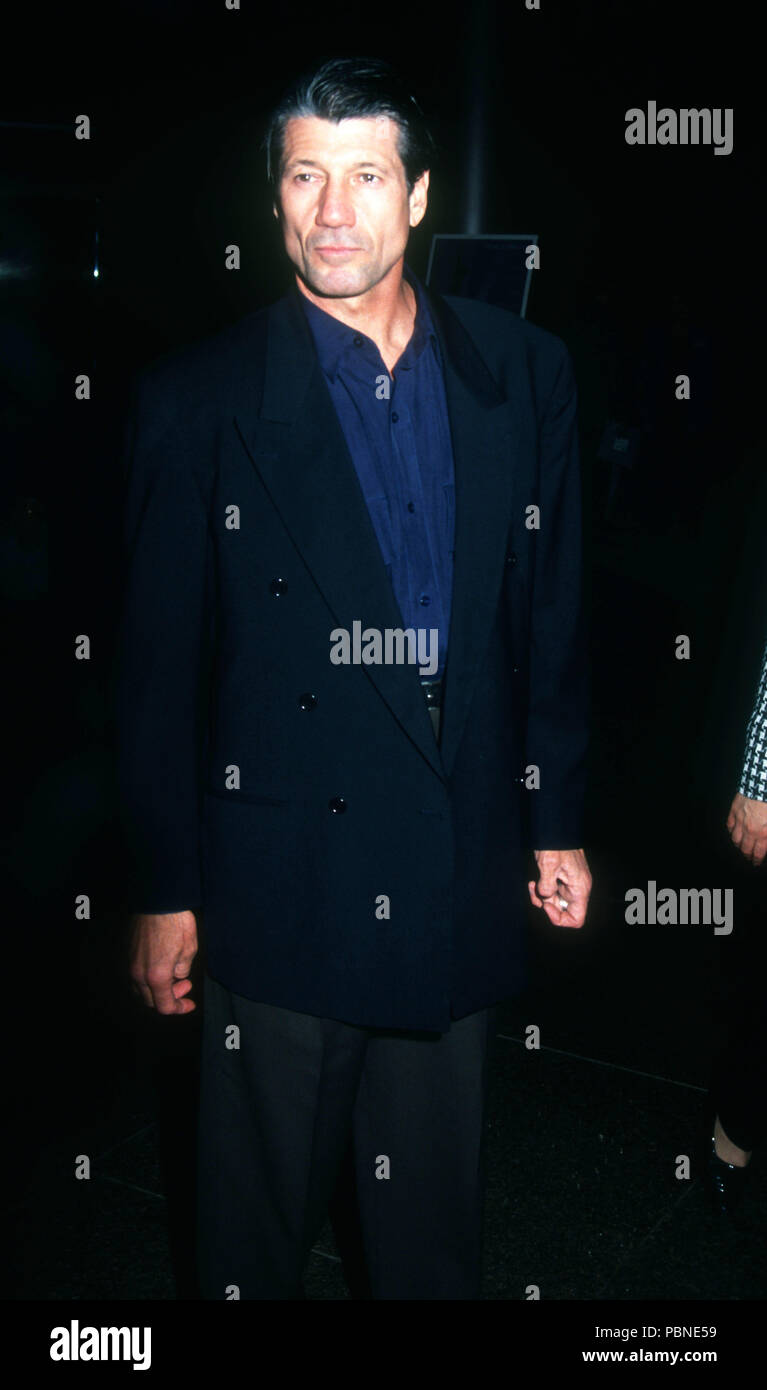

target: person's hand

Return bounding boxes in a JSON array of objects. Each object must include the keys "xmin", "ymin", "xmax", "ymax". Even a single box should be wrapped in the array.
[
  {"xmin": 528, "ymin": 849, "xmax": 592, "ymax": 928},
  {"xmin": 726, "ymin": 792, "xmax": 767, "ymax": 866},
  {"xmin": 129, "ymin": 910, "xmax": 199, "ymax": 1014}
]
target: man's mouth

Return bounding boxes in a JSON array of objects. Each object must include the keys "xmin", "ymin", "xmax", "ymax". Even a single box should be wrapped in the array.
[{"xmin": 314, "ymin": 245, "xmax": 361, "ymax": 256}]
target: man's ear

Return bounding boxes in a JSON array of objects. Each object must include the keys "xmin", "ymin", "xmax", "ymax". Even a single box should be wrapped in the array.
[{"xmin": 409, "ymin": 169, "xmax": 429, "ymax": 228}]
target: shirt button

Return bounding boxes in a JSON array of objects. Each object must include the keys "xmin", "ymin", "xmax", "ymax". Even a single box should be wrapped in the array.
[
  {"xmin": 269, "ymin": 577, "xmax": 288, "ymax": 596},
  {"xmin": 407, "ymin": 501, "xmax": 415, "ymax": 513},
  {"xmin": 419, "ymin": 593, "xmax": 431, "ymax": 606},
  {"xmin": 353, "ymin": 335, "xmax": 363, "ymax": 347},
  {"xmin": 298, "ymin": 692, "xmax": 317, "ymax": 711},
  {"xmin": 328, "ymin": 796, "xmax": 347, "ymax": 814},
  {"xmin": 506, "ymin": 552, "xmax": 517, "ymax": 567},
  {"xmin": 391, "ymin": 411, "xmax": 399, "ymax": 423}
]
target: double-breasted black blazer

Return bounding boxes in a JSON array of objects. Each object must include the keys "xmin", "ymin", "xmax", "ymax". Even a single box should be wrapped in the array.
[{"xmin": 114, "ymin": 274, "xmax": 588, "ymax": 1031}]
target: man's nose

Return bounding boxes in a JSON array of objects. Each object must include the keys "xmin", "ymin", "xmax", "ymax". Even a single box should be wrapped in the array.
[{"xmin": 315, "ymin": 184, "xmax": 355, "ymax": 226}]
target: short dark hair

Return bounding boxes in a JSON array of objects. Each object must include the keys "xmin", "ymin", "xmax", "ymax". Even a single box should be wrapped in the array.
[{"xmin": 263, "ymin": 56, "xmax": 438, "ymax": 196}]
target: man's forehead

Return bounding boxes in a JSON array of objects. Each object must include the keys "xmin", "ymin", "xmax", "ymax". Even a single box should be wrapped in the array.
[{"xmin": 281, "ymin": 114, "xmax": 401, "ymax": 162}]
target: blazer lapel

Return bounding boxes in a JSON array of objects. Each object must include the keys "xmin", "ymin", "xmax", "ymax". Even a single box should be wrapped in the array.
[
  {"xmin": 422, "ymin": 286, "xmax": 522, "ymax": 777},
  {"xmin": 232, "ymin": 280, "xmax": 523, "ymax": 781}
]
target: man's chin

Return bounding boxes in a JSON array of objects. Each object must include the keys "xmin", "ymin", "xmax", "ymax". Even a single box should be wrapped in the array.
[{"xmin": 300, "ymin": 262, "xmax": 373, "ymax": 300}]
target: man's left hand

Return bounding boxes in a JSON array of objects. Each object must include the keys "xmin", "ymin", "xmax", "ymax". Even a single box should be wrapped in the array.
[
  {"xmin": 726, "ymin": 791, "xmax": 767, "ymax": 865},
  {"xmin": 528, "ymin": 848, "xmax": 592, "ymax": 928}
]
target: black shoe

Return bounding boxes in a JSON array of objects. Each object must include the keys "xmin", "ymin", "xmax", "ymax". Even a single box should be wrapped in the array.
[{"xmin": 704, "ymin": 1133, "xmax": 750, "ymax": 1217}]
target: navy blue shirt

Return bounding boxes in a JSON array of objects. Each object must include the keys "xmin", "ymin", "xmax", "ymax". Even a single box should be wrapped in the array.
[{"xmin": 297, "ymin": 262, "xmax": 455, "ymax": 679}]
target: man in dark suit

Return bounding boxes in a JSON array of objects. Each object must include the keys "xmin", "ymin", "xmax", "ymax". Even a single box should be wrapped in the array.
[{"xmin": 115, "ymin": 56, "xmax": 592, "ymax": 1300}]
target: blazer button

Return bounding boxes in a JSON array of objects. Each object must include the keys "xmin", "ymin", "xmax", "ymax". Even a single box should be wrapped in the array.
[
  {"xmin": 269, "ymin": 577, "xmax": 288, "ymax": 596},
  {"xmin": 328, "ymin": 796, "xmax": 347, "ymax": 814},
  {"xmin": 298, "ymin": 692, "xmax": 317, "ymax": 710}
]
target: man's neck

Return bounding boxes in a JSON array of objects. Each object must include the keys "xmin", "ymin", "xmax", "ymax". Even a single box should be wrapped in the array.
[{"xmin": 295, "ymin": 267, "xmax": 417, "ymax": 370}]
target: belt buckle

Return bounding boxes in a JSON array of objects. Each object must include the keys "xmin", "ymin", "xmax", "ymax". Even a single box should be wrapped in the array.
[{"xmin": 420, "ymin": 676, "xmax": 442, "ymax": 709}]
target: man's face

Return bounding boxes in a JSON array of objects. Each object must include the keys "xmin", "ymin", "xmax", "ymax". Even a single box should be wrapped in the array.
[{"xmin": 273, "ymin": 114, "xmax": 429, "ymax": 299}]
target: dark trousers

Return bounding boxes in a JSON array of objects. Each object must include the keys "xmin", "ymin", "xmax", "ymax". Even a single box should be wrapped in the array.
[
  {"xmin": 707, "ymin": 883, "xmax": 767, "ymax": 1154},
  {"xmin": 709, "ymin": 990, "xmax": 767, "ymax": 1153},
  {"xmin": 196, "ymin": 970, "xmax": 495, "ymax": 1299},
  {"xmin": 711, "ymin": 1000, "xmax": 767, "ymax": 1150}
]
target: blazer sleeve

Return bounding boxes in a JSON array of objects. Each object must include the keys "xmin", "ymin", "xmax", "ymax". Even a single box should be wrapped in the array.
[
  {"xmin": 737, "ymin": 638, "xmax": 767, "ymax": 801},
  {"xmin": 113, "ymin": 367, "xmax": 213, "ymax": 915},
  {"xmin": 524, "ymin": 342, "xmax": 590, "ymax": 848}
]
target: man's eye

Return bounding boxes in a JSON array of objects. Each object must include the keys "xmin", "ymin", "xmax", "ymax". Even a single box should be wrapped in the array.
[{"xmin": 292, "ymin": 172, "xmax": 379, "ymax": 185}]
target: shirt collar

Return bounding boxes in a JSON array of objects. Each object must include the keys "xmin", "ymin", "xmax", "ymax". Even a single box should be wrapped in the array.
[{"xmin": 295, "ymin": 260, "xmax": 438, "ymax": 382}]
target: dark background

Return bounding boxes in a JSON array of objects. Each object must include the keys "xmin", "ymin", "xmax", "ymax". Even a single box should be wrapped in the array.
[{"xmin": 3, "ymin": 0, "xmax": 765, "ymax": 1305}]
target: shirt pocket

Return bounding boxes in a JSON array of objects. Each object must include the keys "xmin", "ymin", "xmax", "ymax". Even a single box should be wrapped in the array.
[
  {"xmin": 442, "ymin": 482, "xmax": 456, "ymax": 557},
  {"xmin": 365, "ymin": 492, "xmax": 396, "ymax": 573}
]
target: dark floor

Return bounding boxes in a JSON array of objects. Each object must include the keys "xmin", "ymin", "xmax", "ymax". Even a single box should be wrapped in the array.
[{"xmin": 9, "ymin": 981, "xmax": 766, "ymax": 1301}]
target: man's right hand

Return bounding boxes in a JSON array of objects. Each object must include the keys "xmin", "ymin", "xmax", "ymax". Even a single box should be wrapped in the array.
[{"xmin": 129, "ymin": 910, "xmax": 199, "ymax": 1014}]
